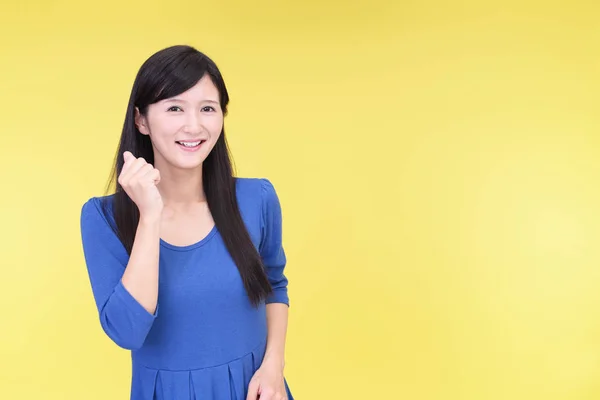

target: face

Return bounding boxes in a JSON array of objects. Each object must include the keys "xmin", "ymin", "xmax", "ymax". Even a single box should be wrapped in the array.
[{"xmin": 135, "ymin": 74, "xmax": 224, "ymax": 171}]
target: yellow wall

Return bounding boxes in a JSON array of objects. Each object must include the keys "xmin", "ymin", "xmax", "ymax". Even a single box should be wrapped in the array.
[{"xmin": 1, "ymin": 1, "xmax": 599, "ymax": 399}]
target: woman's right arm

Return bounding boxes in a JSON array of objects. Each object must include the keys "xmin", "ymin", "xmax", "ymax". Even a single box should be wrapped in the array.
[
  {"xmin": 121, "ymin": 213, "xmax": 161, "ymax": 315},
  {"xmin": 81, "ymin": 152, "xmax": 163, "ymax": 350},
  {"xmin": 80, "ymin": 198, "xmax": 160, "ymax": 351}
]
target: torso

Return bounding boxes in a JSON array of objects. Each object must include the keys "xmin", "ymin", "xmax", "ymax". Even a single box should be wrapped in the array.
[{"xmin": 159, "ymin": 201, "xmax": 215, "ymax": 247}]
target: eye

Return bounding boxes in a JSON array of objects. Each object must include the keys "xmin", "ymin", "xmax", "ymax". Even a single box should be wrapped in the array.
[
  {"xmin": 202, "ymin": 106, "xmax": 216, "ymax": 112},
  {"xmin": 167, "ymin": 106, "xmax": 183, "ymax": 112}
]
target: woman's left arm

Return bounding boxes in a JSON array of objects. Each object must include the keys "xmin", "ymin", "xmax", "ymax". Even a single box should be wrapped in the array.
[
  {"xmin": 247, "ymin": 303, "xmax": 289, "ymax": 400},
  {"xmin": 264, "ymin": 303, "xmax": 289, "ymax": 369},
  {"xmin": 247, "ymin": 179, "xmax": 290, "ymax": 400}
]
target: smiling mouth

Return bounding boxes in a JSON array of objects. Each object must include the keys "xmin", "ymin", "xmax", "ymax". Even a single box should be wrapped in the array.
[{"xmin": 176, "ymin": 140, "xmax": 206, "ymax": 148}]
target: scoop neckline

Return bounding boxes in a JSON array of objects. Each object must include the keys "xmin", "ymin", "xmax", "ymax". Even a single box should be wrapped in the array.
[{"xmin": 159, "ymin": 225, "xmax": 218, "ymax": 252}]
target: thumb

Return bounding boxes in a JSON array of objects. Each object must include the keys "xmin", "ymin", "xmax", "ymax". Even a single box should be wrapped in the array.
[{"xmin": 123, "ymin": 151, "xmax": 134, "ymax": 162}]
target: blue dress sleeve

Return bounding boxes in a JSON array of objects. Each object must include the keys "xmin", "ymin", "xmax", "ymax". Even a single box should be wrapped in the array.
[
  {"xmin": 259, "ymin": 179, "xmax": 290, "ymax": 306},
  {"xmin": 80, "ymin": 197, "xmax": 158, "ymax": 350}
]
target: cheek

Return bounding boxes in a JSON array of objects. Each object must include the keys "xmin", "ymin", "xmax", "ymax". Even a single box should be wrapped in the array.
[
  {"xmin": 209, "ymin": 117, "xmax": 224, "ymax": 134},
  {"xmin": 150, "ymin": 118, "xmax": 181, "ymax": 139}
]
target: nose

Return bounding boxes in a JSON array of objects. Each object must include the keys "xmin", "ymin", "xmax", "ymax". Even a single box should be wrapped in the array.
[{"xmin": 183, "ymin": 110, "xmax": 204, "ymax": 134}]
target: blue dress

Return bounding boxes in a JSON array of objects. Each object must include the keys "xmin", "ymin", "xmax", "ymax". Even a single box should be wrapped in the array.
[{"xmin": 80, "ymin": 178, "xmax": 293, "ymax": 400}]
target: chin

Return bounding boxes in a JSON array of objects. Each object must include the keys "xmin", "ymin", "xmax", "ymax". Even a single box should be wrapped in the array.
[
  {"xmin": 177, "ymin": 159, "xmax": 204, "ymax": 170},
  {"xmin": 163, "ymin": 153, "xmax": 203, "ymax": 169}
]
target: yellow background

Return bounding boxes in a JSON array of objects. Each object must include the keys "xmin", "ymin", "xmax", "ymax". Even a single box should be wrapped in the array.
[{"xmin": 1, "ymin": 1, "xmax": 599, "ymax": 399}]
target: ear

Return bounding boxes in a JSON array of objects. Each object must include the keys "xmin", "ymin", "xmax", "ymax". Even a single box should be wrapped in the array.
[{"xmin": 134, "ymin": 107, "xmax": 149, "ymax": 135}]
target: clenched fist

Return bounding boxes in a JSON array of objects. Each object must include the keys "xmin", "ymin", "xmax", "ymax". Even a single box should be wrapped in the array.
[{"xmin": 118, "ymin": 151, "xmax": 163, "ymax": 219}]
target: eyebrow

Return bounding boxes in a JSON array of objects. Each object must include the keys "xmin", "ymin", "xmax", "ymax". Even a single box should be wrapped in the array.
[{"xmin": 164, "ymin": 98, "xmax": 219, "ymax": 104}]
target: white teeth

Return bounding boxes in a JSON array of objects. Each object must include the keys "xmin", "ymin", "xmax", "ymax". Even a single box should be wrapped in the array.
[{"xmin": 178, "ymin": 141, "xmax": 201, "ymax": 147}]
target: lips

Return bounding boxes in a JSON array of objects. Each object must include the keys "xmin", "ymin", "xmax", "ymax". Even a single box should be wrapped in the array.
[{"xmin": 175, "ymin": 140, "xmax": 206, "ymax": 152}]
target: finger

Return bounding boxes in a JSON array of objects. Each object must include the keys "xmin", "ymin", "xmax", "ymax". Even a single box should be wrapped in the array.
[
  {"xmin": 121, "ymin": 161, "xmax": 149, "ymax": 187},
  {"xmin": 259, "ymin": 389, "xmax": 274, "ymax": 400},
  {"xmin": 132, "ymin": 163, "xmax": 156, "ymax": 183},
  {"xmin": 120, "ymin": 152, "xmax": 141, "ymax": 180},
  {"xmin": 122, "ymin": 151, "xmax": 137, "ymax": 170},
  {"xmin": 141, "ymin": 166, "xmax": 160, "ymax": 185},
  {"xmin": 125, "ymin": 157, "xmax": 149, "ymax": 181},
  {"xmin": 246, "ymin": 379, "xmax": 259, "ymax": 400},
  {"xmin": 120, "ymin": 151, "xmax": 134, "ymax": 176},
  {"xmin": 151, "ymin": 168, "xmax": 160, "ymax": 184}
]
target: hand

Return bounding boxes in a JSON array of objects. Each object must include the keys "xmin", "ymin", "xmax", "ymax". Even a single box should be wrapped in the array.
[
  {"xmin": 118, "ymin": 151, "xmax": 163, "ymax": 219},
  {"xmin": 246, "ymin": 357, "xmax": 287, "ymax": 400}
]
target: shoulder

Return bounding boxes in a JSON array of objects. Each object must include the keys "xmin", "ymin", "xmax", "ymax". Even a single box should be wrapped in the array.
[
  {"xmin": 80, "ymin": 194, "xmax": 117, "ymax": 229},
  {"xmin": 234, "ymin": 177, "xmax": 282, "ymax": 221},
  {"xmin": 234, "ymin": 177, "xmax": 279, "ymax": 202}
]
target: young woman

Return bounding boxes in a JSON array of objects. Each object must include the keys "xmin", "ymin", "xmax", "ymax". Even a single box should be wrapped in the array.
[{"xmin": 80, "ymin": 45, "xmax": 293, "ymax": 400}]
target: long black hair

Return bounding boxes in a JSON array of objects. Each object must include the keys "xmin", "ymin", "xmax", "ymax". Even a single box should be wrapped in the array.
[{"xmin": 101, "ymin": 44, "xmax": 272, "ymax": 307}]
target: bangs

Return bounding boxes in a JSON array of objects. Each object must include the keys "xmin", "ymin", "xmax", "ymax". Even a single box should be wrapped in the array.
[{"xmin": 151, "ymin": 52, "xmax": 210, "ymax": 103}]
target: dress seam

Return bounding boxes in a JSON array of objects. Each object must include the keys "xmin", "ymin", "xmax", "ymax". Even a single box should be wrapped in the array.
[{"xmin": 135, "ymin": 338, "xmax": 265, "ymax": 372}]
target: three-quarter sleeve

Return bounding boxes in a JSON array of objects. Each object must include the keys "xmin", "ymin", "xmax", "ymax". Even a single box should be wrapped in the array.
[
  {"xmin": 80, "ymin": 197, "xmax": 158, "ymax": 350},
  {"xmin": 259, "ymin": 179, "xmax": 290, "ymax": 306}
]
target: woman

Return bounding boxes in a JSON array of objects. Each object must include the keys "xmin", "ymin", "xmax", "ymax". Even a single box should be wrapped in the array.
[{"xmin": 80, "ymin": 45, "xmax": 293, "ymax": 400}]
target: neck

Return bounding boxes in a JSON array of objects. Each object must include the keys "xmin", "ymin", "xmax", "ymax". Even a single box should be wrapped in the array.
[{"xmin": 155, "ymin": 162, "xmax": 205, "ymax": 210}]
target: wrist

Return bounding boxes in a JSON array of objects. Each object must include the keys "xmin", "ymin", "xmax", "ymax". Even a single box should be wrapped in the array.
[
  {"xmin": 263, "ymin": 351, "xmax": 285, "ymax": 369},
  {"xmin": 139, "ymin": 212, "xmax": 162, "ymax": 225}
]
